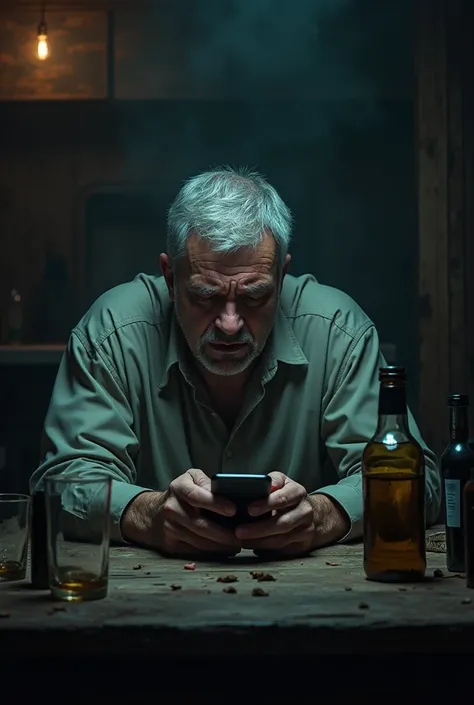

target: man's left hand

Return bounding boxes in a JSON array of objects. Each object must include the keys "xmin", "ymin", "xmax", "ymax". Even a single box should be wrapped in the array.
[{"xmin": 235, "ymin": 472, "xmax": 350, "ymax": 557}]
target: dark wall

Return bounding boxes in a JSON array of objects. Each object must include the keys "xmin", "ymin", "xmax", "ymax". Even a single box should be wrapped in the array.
[
  {"xmin": 0, "ymin": 0, "xmax": 418, "ymax": 491},
  {"xmin": 0, "ymin": 95, "xmax": 417, "ymax": 397}
]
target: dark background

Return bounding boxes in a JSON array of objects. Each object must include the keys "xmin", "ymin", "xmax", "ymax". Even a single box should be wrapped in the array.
[{"xmin": 0, "ymin": 0, "xmax": 417, "ymax": 492}]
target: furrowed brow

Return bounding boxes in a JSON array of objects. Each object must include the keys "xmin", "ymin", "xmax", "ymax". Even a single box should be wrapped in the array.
[
  {"xmin": 187, "ymin": 282, "xmax": 220, "ymax": 296},
  {"xmin": 240, "ymin": 281, "xmax": 274, "ymax": 296}
]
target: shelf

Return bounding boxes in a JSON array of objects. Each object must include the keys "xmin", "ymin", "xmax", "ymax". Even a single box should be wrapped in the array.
[{"xmin": 0, "ymin": 344, "xmax": 65, "ymax": 366}]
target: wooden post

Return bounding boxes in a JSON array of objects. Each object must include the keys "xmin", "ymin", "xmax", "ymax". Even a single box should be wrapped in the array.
[{"xmin": 416, "ymin": 0, "xmax": 474, "ymax": 455}]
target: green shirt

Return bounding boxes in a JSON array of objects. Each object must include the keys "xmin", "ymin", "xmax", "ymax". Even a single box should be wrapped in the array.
[{"xmin": 31, "ymin": 273, "xmax": 441, "ymax": 543}]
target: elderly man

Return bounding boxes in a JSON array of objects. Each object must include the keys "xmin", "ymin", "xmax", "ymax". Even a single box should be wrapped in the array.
[{"xmin": 31, "ymin": 167, "xmax": 441, "ymax": 559}]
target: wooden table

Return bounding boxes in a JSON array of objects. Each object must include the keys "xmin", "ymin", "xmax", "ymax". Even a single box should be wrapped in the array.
[{"xmin": 0, "ymin": 528, "xmax": 471, "ymax": 704}]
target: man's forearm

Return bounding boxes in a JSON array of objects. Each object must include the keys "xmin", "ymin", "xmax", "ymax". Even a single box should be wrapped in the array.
[
  {"xmin": 308, "ymin": 493, "xmax": 350, "ymax": 549},
  {"xmin": 120, "ymin": 490, "xmax": 165, "ymax": 546}
]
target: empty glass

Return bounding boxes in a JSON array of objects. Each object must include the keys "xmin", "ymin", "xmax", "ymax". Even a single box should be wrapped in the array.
[
  {"xmin": 44, "ymin": 474, "xmax": 111, "ymax": 601},
  {"xmin": 0, "ymin": 493, "xmax": 31, "ymax": 582}
]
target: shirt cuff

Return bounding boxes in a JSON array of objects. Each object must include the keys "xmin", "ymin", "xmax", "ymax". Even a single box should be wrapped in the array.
[
  {"xmin": 109, "ymin": 481, "xmax": 153, "ymax": 544},
  {"xmin": 311, "ymin": 483, "xmax": 363, "ymax": 543}
]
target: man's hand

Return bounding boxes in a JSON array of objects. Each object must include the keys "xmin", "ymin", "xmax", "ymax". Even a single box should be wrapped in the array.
[
  {"xmin": 235, "ymin": 471, "xmax": 350, "ymax": 558},
  {"xmin": 120, "ymin": 469, "xmax": 241, "ymax": 558}
]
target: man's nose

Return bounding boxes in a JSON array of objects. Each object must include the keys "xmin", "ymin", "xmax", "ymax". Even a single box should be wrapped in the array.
[{"xmin": 215, "ymin": 301, "xmax": 243, "ymax": 337}]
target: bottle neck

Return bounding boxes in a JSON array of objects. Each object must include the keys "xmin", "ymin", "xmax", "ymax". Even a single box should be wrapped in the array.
[
  {"xmin": 449, "ymin": 406, "xmax": 470, "ymax": 443},
  {"xmin": 376, "ymin": 384, "xmax": 410, "ymax": 435}
]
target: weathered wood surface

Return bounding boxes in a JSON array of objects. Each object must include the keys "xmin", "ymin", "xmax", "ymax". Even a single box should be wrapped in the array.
[
  {"xmin": 416, "ymin": 0, "xmax": 474, "ymax": 456},
  {"xmin": 0, "ymin": 527, "xmax": 473, "ymax": 657}
]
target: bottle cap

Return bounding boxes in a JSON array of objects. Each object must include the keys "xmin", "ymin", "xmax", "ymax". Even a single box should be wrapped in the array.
[
  {"xmin": 379, "ymin": 366, "xmax": 406, "ymax": 381},
  {"xmin": 447, "ymin": 394, "xmax": 469, "ymax": 406}
]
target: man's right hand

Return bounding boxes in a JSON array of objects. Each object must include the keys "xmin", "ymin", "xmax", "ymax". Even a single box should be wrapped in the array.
[{"xmin": 120, "ymin": 468, "xmax": 241, "ymax": 558}]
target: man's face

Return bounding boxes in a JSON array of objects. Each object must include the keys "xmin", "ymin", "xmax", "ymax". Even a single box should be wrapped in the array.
[{"xmin": 162, "ymin": 232, "xmax": 286, "ymax": 377}]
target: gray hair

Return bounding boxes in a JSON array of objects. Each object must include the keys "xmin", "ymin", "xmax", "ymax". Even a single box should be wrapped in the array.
[{"xmin": 166, "ymin": 166, "xmax": 292, "ymax": 267}]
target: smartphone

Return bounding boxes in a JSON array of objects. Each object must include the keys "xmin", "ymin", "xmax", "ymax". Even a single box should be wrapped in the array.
[{"xmin": 203, "ymin": 473, "xmax": 272, "ymax": 529}]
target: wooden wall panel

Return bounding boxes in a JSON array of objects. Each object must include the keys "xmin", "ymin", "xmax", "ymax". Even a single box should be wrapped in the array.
[{"xmin": 416, "ymin": 0, "xmax": 474, "ymax": 454}]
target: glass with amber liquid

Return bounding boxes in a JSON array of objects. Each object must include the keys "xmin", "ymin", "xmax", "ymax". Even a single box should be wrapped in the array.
[
  {"xmin": 440, "ymin": 394, "xmax": 474, "ymax": 572},
  {"xmin": 0, "ymin": 493, "xmax": 31, "ymax": 582},
  {"xmin": 363, "ymin": 366, "xmax": 426, "ymax": 582},
  {"xmin": 44, "ymin": 474, "xmax": 111, "ymax": 602}
]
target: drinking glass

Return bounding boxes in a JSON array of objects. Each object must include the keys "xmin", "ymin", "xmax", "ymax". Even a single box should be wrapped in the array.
[
  {"xmin": 44, "ymin": 474, "xmax": 111, "ymax": 601},
  {"xmin": 0, "ymin": 493, "xmax": 30, "ymax": 582}
]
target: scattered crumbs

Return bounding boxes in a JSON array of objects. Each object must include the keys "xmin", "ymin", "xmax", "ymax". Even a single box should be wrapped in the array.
[
  {"xmin": 250, "ymin": 571, "xmax": 276, "ymax": 582},
  {"xmin": 325, "ymin": 561, "xmax": 339, "ymax": 567},
  {"xmin": 433, "ymin": 569, "xmax": 444, "ymax": 578},
  {"xmin": 145, "ymin": 571, "xmax": 151, "ymax": 576},
  {"xmin": 52, "ymin": 605, "xmax": 66, "ymax": 612},
  {"xmin": 184, "ymin": 562, "xmax": 196, "ymax": 571},
  {"xmin": 252, "ymin": 587, "xmax": 269, "ymax": 597},
  {"xmin": 358, "ymin": 602, "xmax": 369, "ymax": 610},
  {"xmin": 398, "ymin": 587, "xmax": 407, "ymax": 592},
  {"xmin": 300, "ymin": 562, "xmax": 304, "ymax": 565},
  {"xmin": 461, "ymin": 598, "xmax": 472, "ymax": 605},
  {"xmin": 258, "ymin": 574, "xmax": 276, "ymax": 583},
  {"xmin": 217, "ymin": 575, "xmax": 238, "ymax": 583},
  {"xmin": 223, "ymin": 586, "xmax": 237, "ymax": 594},
  {"xmin": 133, "ymin": 564, "xmax": 142, "ymax": 571},
  {"xmin": 170, "ymin": 584, "xmax": 182, "ymax": 591},
  {"xmin": 344, "ymin": 587, "xmax": 352, "ymax": 591},
  {"xmin": 0, "ymin": 612, "xmax": 10, "ymax": 619},
  {"xmin": 153, "ymin": 582, "xmax": 166, "ymax": 586}
]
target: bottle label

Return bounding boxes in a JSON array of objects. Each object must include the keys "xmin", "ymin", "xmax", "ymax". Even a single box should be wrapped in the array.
[{"xmin": 445, "ymin": 479, "xmax": 461, "ymax": 528}]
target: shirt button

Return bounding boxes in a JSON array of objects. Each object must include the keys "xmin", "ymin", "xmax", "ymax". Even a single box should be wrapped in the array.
[{"xmin": 225, "ymin": 449, "xmax": 233, "ymax": 459}]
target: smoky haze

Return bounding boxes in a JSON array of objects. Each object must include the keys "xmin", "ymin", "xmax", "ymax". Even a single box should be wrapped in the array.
[
  {"xmin": 188, "ymin": 0, "xmax": 368, "ymax": 100},
  {"xmin": 106, "ymin": 0, "xmax": 415, "ymax": 405},
  {"xmin": 116, "ymin": 0, "xmax": 409, "ymax": 166}
]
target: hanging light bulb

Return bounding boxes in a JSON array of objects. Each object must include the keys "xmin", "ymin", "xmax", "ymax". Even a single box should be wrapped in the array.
[
  {"xmin": 37, "ymin": 4, "xmax": 49, "ymax": 60},
  {"xmin": 37, "ymin": 25, "xmax": 49, "ymax": 60}
]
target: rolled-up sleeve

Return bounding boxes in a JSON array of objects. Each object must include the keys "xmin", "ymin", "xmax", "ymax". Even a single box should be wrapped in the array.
[
  {"xmin": 30, "ymin": 330, "xmax": 150, "ymax": 543},
  {"xmin": 314, "ymin": 324, "xmax": 441, "ymax": 542}
]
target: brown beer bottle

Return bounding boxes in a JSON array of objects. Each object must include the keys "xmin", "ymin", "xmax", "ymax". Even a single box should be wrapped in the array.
[
  {"xmin": 440, "ymin": 394, "xmax": 474, "ymax": 572},
  {"xmin": 464, "ymin": 471, "xmax": 474, "ymax": 588},
  {"xmin": 363, "ymin": 366, "xmax": 426, "ymax": 582}
]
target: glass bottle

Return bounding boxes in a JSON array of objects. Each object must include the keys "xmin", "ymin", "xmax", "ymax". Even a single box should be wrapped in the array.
[
  {"xmin": 440, "ymin": 394, "xmax": 474, "ymax": 572},
  {"xmin": 363, "ymin": 366, "xmax": 426, "ymax": 582},
  {"xmin": 6, "ymin": 288, "xmax": 23, "ymax": 344}
]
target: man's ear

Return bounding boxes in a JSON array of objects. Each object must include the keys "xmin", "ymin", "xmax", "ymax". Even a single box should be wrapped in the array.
[
  {"xmin": 159, "ymin": 253, "xmax": 175, "ymax": 301},
  {"xmin": 280, "ymin": 254, "xmax": 291, "ymax": 290}
]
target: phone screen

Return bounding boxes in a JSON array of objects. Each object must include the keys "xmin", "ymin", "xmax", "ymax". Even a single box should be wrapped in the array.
[{"xmin": 205, "ymin": 473, "xmax": 272, "ymax": 528}]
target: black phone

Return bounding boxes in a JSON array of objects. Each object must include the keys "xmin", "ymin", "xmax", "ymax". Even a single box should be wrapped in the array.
[{"xmin": 203, "ymin": 473, "xmax": 272, "ymax": 529}]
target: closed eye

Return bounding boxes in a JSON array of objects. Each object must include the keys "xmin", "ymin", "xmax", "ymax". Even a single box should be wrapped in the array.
[
  {"xmin": 192, "ymin": 294, "xmax": 215, "ymax": 306},
  {"xmin": 242, "ymin": 294, "xmax": 271, "ymax": 307}
]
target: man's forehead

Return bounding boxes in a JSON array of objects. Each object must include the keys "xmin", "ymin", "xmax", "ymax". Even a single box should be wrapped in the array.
[{"xmin": 182, "ymin": 233, "xmax": 277, "ymax": 280}]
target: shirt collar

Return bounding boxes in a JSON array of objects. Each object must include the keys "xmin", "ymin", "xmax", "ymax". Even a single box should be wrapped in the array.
[{"xmin": 158, "ymin": 304, "xmax": 308, "ymax": 390}]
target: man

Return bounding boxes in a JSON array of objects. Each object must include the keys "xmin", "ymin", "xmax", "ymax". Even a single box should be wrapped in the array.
[{"xmin": 31, "ymin": 166, "xmax": 441, "ymax": 559}]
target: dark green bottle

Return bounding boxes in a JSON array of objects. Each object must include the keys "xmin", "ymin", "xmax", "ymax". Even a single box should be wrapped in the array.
[{"xmin": 440, "ymin": 394, "xmax": 474, "ymax": 572}]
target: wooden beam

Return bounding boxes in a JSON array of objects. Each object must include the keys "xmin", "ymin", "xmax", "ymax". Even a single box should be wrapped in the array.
[
  {"xmin": 416, "ymin": 0, "xmax": 449, "ymax": 454},
  {"xmin": 416, "ymin": 0, "xmax": 474, "ymax": 453},
  {"xmin": 0, "ymin": 0, "xmax": 170, "ymax": 9},
  {"xmin": 466, "ymin": 13, "xmax": 474, "ymax": 432}
]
